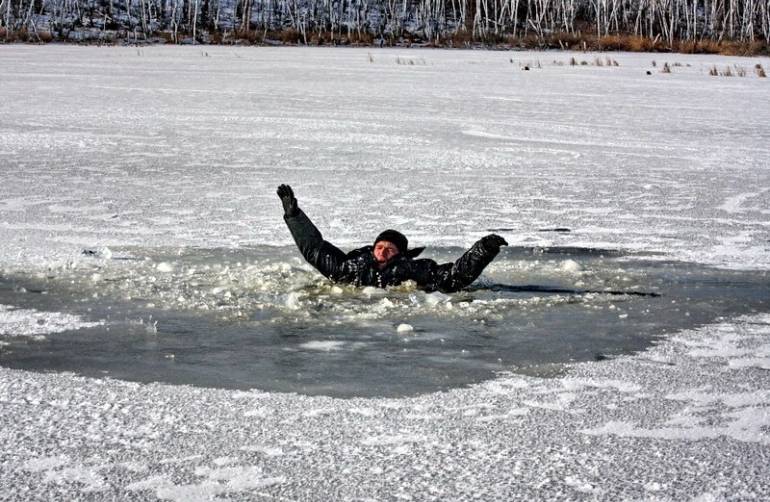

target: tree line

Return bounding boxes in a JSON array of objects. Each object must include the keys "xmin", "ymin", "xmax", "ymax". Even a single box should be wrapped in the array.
[{"xmin": 2, "ymin": 0, "xmax": 769, "ymax": 50}]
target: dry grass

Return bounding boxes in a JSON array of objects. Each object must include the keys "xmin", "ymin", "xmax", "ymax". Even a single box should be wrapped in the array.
[
  {"xmin": 675, "ymin": 38, "xmax": 768, "ymax": 56},
  {"xmin": 346, "ymin": 31, "xmax": 375, "ymax": 46},
  {"xmin": 627, "ymin": 35, "xmax": 665, "ymax": 52},
  {"xmin": 448, "ymin": 30, "xmax": 474, "ymax": 47},
  {"xmin": 709, "ymin": 64, "xmax": 757, "ymax": 77},
  {"xmin": 228, "ymin": 29, "xmax": 375, "ymax": 47},
  {"xmin": 541, "ymin": 32, "xmax": 583, "ymax": 50},
  {"xmin": 37, "ymin": 31, "xmax": 54, "ymax": 43},
  {"xmin": 395, "ymin": 56, "xmax": 427, "ymax": 66},
  {"xmin": 278, "ymin": 28, "xmax": 302, "ymax": 44},
  {"xmin": 233, "ymin": 29, "xmax": 263, "ymax": 45},
  {"xmin": 560, "ymin": 56, "xmax": 620, "ymax": 68},
  {"xmin": 511, "ymin": 32, "xmax": 768, "ymax": 56},
  {"xmin": 596, "ymin": 35, "xmax": 627, "ymax": 51},
  {"xmin": 3, "ymin": 23, "xmax": 769, "ymax": 55},
  {"xmin": 1, "ymin": 28, "xmax": 30, "ymax": 42},
  {"xmin": 156, "ymin": 31, "xmax": 176, "ymax": 44},
  {"xmin": 0, "ymin": 28, "xmax": 56, "ymax": 43}
]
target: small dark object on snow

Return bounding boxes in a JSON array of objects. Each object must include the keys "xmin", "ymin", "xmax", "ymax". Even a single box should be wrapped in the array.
[
  {"xmin": 277, "ymin": 184, "xmax": 507, "ymax": 293},
  {"xmin": 82, "ymin": 249, "xmax": 98, "ymax": 256},
  {"xmin": 523, "ymin": 66, "xmax": 530, "ymax": 71},
  {"xmin": 646, "ymin": 70, "xmax": 652, "ymax": 75},
  {"xmin": 538, "ymin": 228, "xmax": 571, "ymax": 233}
]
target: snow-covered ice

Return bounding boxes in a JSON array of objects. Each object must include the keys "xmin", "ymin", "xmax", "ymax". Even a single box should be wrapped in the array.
[
  {"xmin": 0, "ymin": 304, "xmax": 104, "ymax": 338},
  {"xmin": 1, "ymin": 45, "xmax": 769, "ymax": 500}
]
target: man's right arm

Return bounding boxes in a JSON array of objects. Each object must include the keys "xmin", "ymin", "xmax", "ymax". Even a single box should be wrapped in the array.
[{"xmin": 278, "ymin": 185, "xmax": 347, "ymax": 281}]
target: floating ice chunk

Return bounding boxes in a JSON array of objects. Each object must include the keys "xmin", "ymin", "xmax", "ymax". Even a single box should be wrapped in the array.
[
  {"xmin": 0, "ymin": 305, "xmax": 103, "ymax": 337},
  {"xmin": 285, "ymin": 292, "xmax": 301, "ymax": 309},
  {"xmin": 362, "ymin": 286, "xmax": 385, "ymax": 299},
  {"xmin": 156, "ymin": 262, "xmax": 174, "ymax": 273},
  {"xmin": 396, "ymin": 323, "xmax": 414, "ymax": 333},
  {"xmin": 300, "ymin": 340, "xmax": 345, "ymax": 351},
  {"xmin": 330, "ymin": 286, "xmax": 344, "ymax": 295},
  {"xmin": 559, "ymin": 259, "xmax": 582, "ymax": 273},
  {"xmin": 425, "ymin": 291, "xmax": 450, "ymax": 306}
]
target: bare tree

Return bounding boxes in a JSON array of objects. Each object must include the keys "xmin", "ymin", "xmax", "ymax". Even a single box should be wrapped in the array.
[{"xmin": 2, "ymin": 0, "xmax": 768, "ymax": 48}]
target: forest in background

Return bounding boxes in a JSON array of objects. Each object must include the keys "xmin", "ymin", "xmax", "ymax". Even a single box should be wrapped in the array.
[{"xmin": 1, "ymin": 0, "xmax": 769, "ymax": 54}]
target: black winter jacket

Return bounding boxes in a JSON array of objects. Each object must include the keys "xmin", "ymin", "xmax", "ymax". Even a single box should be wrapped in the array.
[{"xmin": 284, "ymin": 209, "xmax": 501, "ymax": 293}]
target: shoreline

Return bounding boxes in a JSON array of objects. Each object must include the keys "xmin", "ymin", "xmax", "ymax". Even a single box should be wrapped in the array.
[{"xmin": 3, "ymin": 32, "xmax": 769, "ymax": 57}]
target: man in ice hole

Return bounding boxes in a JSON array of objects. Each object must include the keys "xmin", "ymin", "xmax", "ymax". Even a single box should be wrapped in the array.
[{"xmin": 277, "ymin": 185, "xmax": 507, "ymax": 293}]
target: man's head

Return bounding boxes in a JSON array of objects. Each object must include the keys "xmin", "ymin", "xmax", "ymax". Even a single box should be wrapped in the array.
[{"xmin": 373, "ymin": 230, "xmax": 408, "ymax": 266}]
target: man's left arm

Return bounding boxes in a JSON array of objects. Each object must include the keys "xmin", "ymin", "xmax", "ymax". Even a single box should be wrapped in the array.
[{"xmin": 418, "ymin": 234, "xmax": 507, "ymax": 293}]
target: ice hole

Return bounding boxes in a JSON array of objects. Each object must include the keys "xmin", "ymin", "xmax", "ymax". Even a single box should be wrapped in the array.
[{"xmin": 1, "ymin": 246, "xmax": 768, "ymax": 397}]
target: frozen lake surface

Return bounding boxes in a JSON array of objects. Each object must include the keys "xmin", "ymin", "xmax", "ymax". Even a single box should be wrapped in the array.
[{"xmin": 1, "ymin": 45, "xmax": 770, "ymax": 500}]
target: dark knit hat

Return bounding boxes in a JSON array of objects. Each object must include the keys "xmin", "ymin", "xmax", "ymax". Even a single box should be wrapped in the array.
[{"xmin": 374, "ymin": 229, "xmax": 409, "ymax": 255}]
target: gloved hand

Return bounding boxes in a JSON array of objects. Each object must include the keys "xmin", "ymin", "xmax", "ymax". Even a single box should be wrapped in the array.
[
  {"xmin": 480, "ymin": 234, "xmax": 508, "ymax": 251},
  {"xmin": 277, "ymin": 184, "xmax": 298, "ymax": 217}
]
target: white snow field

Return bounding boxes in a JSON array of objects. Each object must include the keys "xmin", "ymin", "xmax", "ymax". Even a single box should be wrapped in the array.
[{"xmin": 1, "ymin": 45, "xmax": 770, "ymax": 500}]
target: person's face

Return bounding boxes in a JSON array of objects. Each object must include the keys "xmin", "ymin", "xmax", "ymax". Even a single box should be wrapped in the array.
[{"xmin": 373, "ymin": 240, "xmax": 400, "ymax": 265}]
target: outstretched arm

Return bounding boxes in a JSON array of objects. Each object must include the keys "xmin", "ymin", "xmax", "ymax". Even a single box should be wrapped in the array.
[
  {"xmin": 421, "ymin": 234, "xmax": 507, "ymax": 293},
  {"xmin": 278, "ymin": 184, "xmax": 347, "ymax": 281}
]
